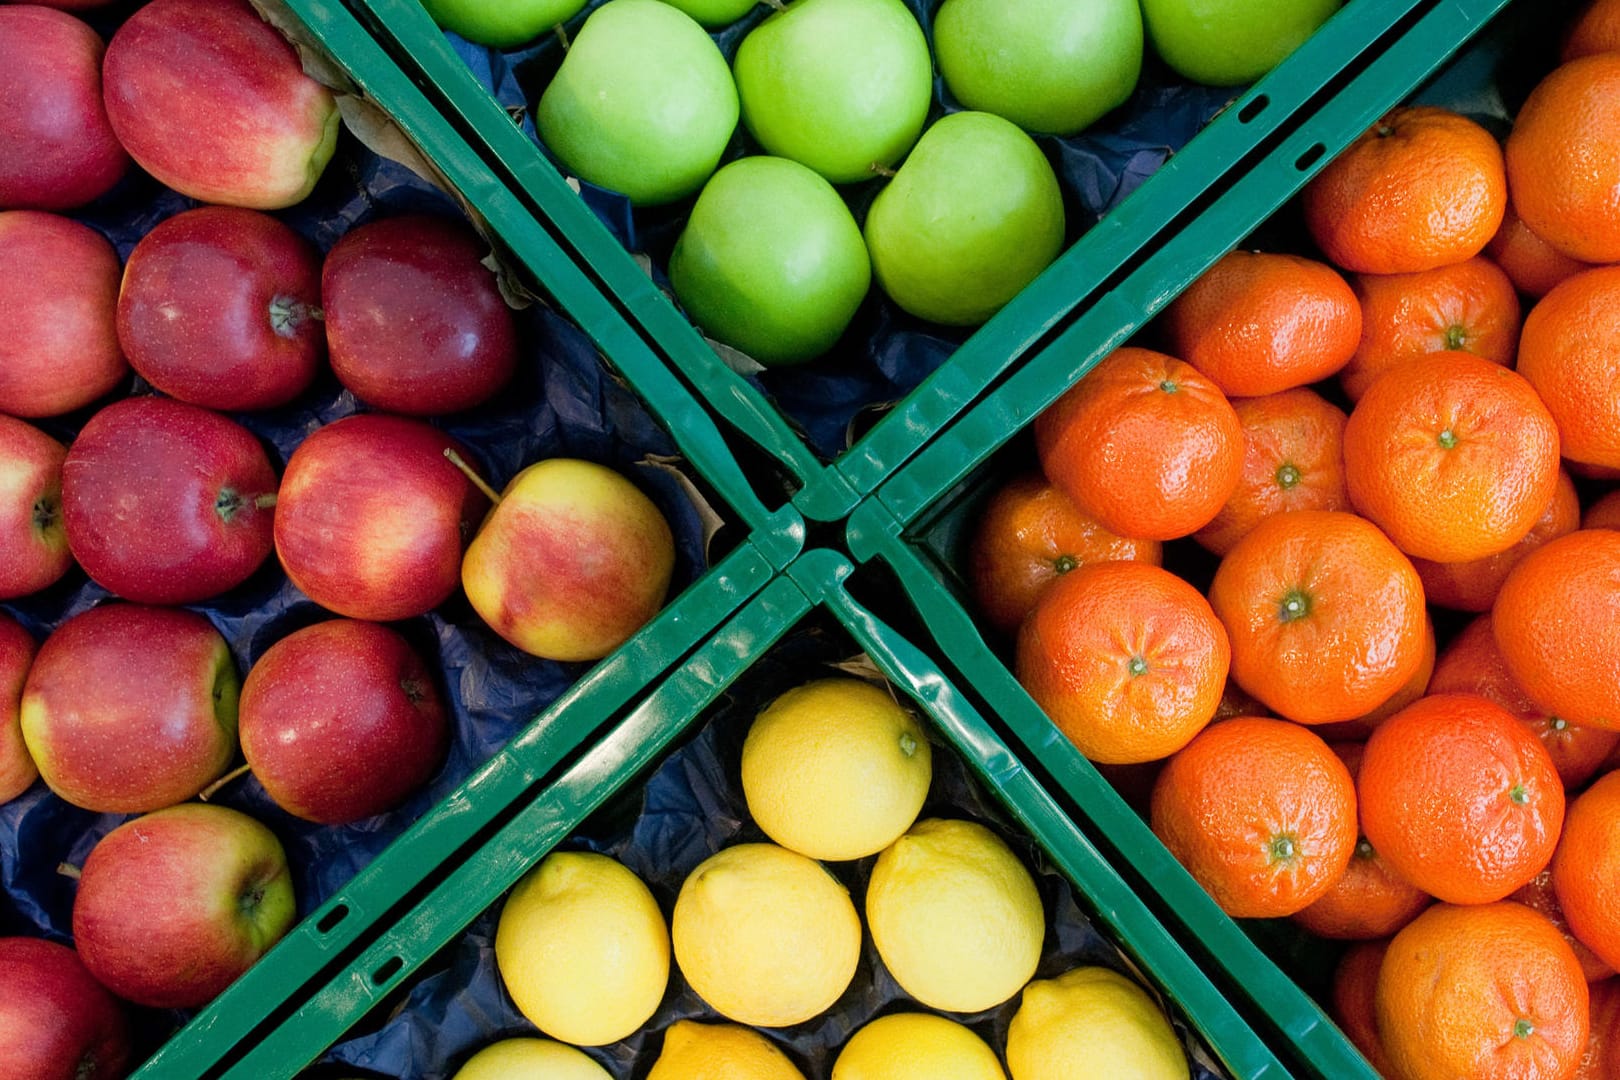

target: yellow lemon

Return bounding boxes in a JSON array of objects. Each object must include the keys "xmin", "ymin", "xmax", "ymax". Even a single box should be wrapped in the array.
[
  {"xmin": 832, "ymin": 1013, "xmax": 1006, "ymax": 1080},
  {"xmin": 672, "ymin": 842, "xmax": 861, "ymax": 1026},
  {"xmin": 647, "ymin": 1019, "xmax": 807, "ymax": 1079},
  {"xmin": 494, "ymin": 851, "xmax": 669, "ymax": 1045},
  {"xmin": 1007, "ymin": 966, "xmax": 1189, "ymax": 1080},
  {"xmin": 866, "ymin": 818, "xmax": 1044, "ymax": 1012},
  {"xmin": 452, "ymin": 1038, "xmax": 612, "ymax": 1080},
  {"xmin": 741, "ymin": 677, "xmax": 933, "ymax": 861}
]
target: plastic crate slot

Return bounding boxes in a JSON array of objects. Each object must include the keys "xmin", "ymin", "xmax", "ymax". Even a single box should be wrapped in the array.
[
  {"xmin": 1239, "ymin": 95, "xmax": 1271, "ymax": 123},
  {"xmin": 370, "ymin": 957, "xmax": 404, "ymax": 987},
  {"xmin": 315, "ymin": 905, "xmax": 349, "ymax": 934},
  {"xmin": 1295, "ymin": 143, "xmax": 1328, "ymax": 170}
]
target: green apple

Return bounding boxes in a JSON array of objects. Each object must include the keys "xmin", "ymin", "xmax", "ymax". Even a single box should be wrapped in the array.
[
  {"xmin": 934, "ymin": 0, "xmax": 1143, "ymax": 136},
  {"xmin": 733, "ymin": 0, "xmax": 931, "ymax": 184},
  {"xmin": 671, "ymin": 157, "xmax": 870, "ymax": 365},
  {"xmin": 419, "ymin": 0, "xmax": 587, "ymax": 47},
  {"xmin": 537, "ymin": 0, "xmax": 737, "ymax": 205},
  {"xmin": 1141, "ymin": 0, "xmax": 1341, "ymax": 87},
  {"xmin": 660, "ymin": 0, "xmax": 757, "ymax": 26},
  {"xmin": 864, "ymin": 111, "xmax": 1065, "ymax": 327}
]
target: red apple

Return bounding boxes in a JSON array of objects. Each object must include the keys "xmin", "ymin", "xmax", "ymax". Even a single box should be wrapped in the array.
[
  {"xmin": 0, "ymin": 937, "xmax": 130, "ymax": 1080},
  {"xmin": 0, "ymin": 416, "xmax": 71, "ymax": 599},
  {"xmin": 73, "ymin": 803, "xmax": 294, "ymax": 1010},
  {"xmin": 102, "ymin": 0, "xmax": 340, "ymax": 210},
  {"xmin": 63, "ymin": 397, "xmax": 277, "ymax": 605},
  {"xmin": 275, "ymin": 414, "xmax": 487, "ymax": 620},
  {"xmin": 1, "ymin": 1, "xmax": 117, "ymax": 9},
  {"xmin": 117, "ymin": 207, "xmax": 324, "ymax": 411},
  {"xmin": 0, "ymin": 615, "xmax": 37, "ymax": 804},
  {"xmin": 240, "ymin": 619, "xmax": 448, "ymax": 824},
  {"xmin": 323, "ymin": 215, "xmax": 518, "ymax": 415},
  {"xmin": 0, "ymin": 6, "xmax": 128, "ymax": 210},
  {"xmin": 19, "ymin": 603, "xmax": 238, "ymax": 813},
  {"xmin": 0, "ymin": 211, "xmax": 127, "ymax": 418},
  {"xmin": 462, "ymin": 459, "xmax": 674, "ymax": 662}
]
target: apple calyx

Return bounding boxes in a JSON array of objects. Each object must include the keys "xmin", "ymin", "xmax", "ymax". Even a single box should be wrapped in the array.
[
  {"xmin": 32, "ymin": 493, "xmax": 60, "ymax": 535},
  {"xmin": 75, "ymin": 1049, "xmax": 102, "ymax": 1080},
  {"xmin": 400, "ymin": 677, "xmax": 428, "ymax": 705},
  {"xmin": 442, "ymin": 448, "xmax": 503, "ymax": 505},
  {"xmin": 214, "ymin": 489, "xmax": 278, "ymax": 523},
  {"xmin": 268, "ymin": 295, "xmax": 322, "ymax": 339}
]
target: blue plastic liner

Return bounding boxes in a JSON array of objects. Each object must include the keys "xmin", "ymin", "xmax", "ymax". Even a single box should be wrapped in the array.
[
  {"xmin": 317, "ymin": 621, "xmax": 1226, "ymax": 1080},
  {"xmin": 444, "ymin": 0, "xmax": 1239, "ymax": 458}
]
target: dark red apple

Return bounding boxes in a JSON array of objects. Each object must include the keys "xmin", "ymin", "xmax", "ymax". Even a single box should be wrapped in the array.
[
  {"xmin": 275, "ymin": 414, "xmax": 487, "ymax": 620},
  {"xmin": 62, "ymin": 397, "xmax": 277, "ymax": 605},
  {"xmin": 0, "ymin": 415, "xmax": 71, "ymax": 600},
  {"xmin": 0, "ymin": 211, "xmax": 127, "ymax": 418},
  {"xmin": 73, "ymin": 803, "xmax": 294, "ymax": 1010},
  {"xmin": 0, "ymin": 937, "xmax": 130, "ymax": 1080},
  {"xmin": 117, "ymin": 207, "xmax": 323, "ymax": 411},
  {"xmin": 0, "ymin": 614, "xmax": 37, "ymax": 804},
  {"xmin": 19, "ymin": 603, "xmax": 238, "ymax": 813},
  {"xmin": 102, "ymin": 0, "xmax": 340, "ymax": 210},
  {"xmin": 0, "ymin": 6, "xmax": 128, "ymax": 210},
  {"xmin": 323, "ymin": 215, "xmax": 518, "ymax": 415},
  {"xmin": 240, "ymin": 619, "xmax": 448, "ymax": 824}
]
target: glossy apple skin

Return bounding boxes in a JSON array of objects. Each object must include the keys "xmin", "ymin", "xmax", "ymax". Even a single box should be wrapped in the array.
[
  {"xmin": 0, "ymin": 416, "xmax": 71, "ymax": 600},
  {"xmin": 102, "ymin": 0, "xmax": 340, "ymax": 210},
  {"xmin": 536, "ymin": 0, "xmax": 738, "ymax": 206},
  {"xmin": 1141, "ymin": 0, "xmax": 1340, "ymax": 86},
  {"xmin": 463, "ymin": 459, "xmax": 674, "ymax": 662},
  {"xmin": 0, "ymin": 212, "xmax": 128, "ymax": 418},
  {"xmin": 275, "ymin": 414, "xmax": 488, "ymax": 621},
  {"xmin": 0, "ymin": 615, "xmax": 38, "ymax": 804},
  {"xmin": 20, "ymin": 604, "xmax": 238, "ymax": 813},
  {"xmin": 73, "ymin": 803, "xmax": 294, "ymax": 1010},
  {"xmin": 63, "ymin": 398, "xmax": 277, "ymax": 605},
  {"xmin": 241, "ymin": 620, "xmax": 448, "ymax": 824},
  {"xmin": 118, "ymin": 207, "xmax": 323, "ymax": 412},
  {"xmin": 420, "ymin": 0, "xmax": 587, "ymax": 46},
  {"xmin": 0, "ymin": 937, "xmax": 130, "ymax": 1080},
  {"xmin": 0, "ymin": 6, "xmax": 129, "ymax": 210},
  {"xmin": 323, "ymin": 215, "xmax": 518, "ymax": 415},
  {"xmin": 865, "ymin": 111, "xmax": 1066, "ymax": 326}
]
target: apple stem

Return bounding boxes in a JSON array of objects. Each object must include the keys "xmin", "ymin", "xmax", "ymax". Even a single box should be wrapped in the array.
[
  {"xmin": 443, "ymin": 448, "xmax": 503, "ymax": 505},
  {"xmin": 870, "ymin": 163, "xmax": 897, "ymax": 178},
  {"xmin": 553, "ymin": 22, "xmax": 571, "ymax": 48},
  {"xmin": 765, "ymin": 0, "xmax": 785, "ymax": 9},
  {"xmin": 198, "ymin": 763, "xmax": 252, "ymax": 802},
  {"xmin": 56, "ymin": 862, "xmax": 81, "ymax": 881},
  {"xmin": 255, "ymin": 493, "xmax": 279, "ymax": 510}
]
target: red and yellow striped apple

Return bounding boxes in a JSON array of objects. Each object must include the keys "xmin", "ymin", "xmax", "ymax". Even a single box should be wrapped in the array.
[
  {"xmin": 0, "ymin": 615, "xmax": 37, "ymax": 805},
  {"xmin": 0, "ymin": 416, "xmax": 71, "ymax": 600}
]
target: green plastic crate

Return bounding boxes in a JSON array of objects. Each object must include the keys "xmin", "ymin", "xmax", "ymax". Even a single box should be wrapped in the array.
[
  {"xmin": 176, "ymin": 549, "xmax": 1292, "ymax": 1080},
  {"xmin": 330, "ymin": 0, "xmax": 1440, "ymax": 522},
  {"xmin": 109, "ymin": 0, "xmax": 809, "ymax": 1075},
  {"xmin": 842, "ymin": 0, "xmax": 1547, "ymax": 1075}
]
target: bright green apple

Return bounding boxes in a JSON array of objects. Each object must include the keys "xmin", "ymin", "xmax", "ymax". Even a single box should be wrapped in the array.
[
  {"xmin": 671, "ymin": 156, "xmax": 870, "ymax": 365},
  {"xmin": 1141, "ymin": 0, "xmax": 1340, "ymax": 87},
  {"xmin": 864, "ymin": 111, "xmax": 1065, "ymax": 327},
  {"xmin": 537, "ymin": 0, "xmax": 737, "ymax": 205},
  {"xmin": 733, "ymin": 0, "xmax": 932, "ymax": 184},
  {"xmin": 934, "ymin": 0, "xmax": 1143, "ymax": 136},
  {"xmin": 660, "ymin": 0, "xmax": 757, "ymax": 26},
  {"xmin": 419, "ymin": 0, "xmax": 587, "ymax": 47}
]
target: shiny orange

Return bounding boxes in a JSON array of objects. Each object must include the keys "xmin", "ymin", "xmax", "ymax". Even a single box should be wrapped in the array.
[
  {"xmin": 1150, "ymin": 717, "xmax": 1357, "ymax": 918},
  {"xmin": 1162, "ymin": 252, "xmax": 1361, "ymax": 398},
  {"xmin": 1431, "ymin": 615, "xmax": 1620, "ymax": 790},
  {"xmin": 1360, "ymin": 694, "xmax": 1565, "ymax": 905},
  {"xmin": 969, "ymin": 473, "xmax": 1162, "ymax": 636},
  {"xmin": 1303, "ymin": 106, "xmax": 1507, "ymax": 274},
  {"xmin": 1486, "ymin": 204, "xmax": 1593, "ymax": 298},
  {"xmin": 1207, "ymin": 510, "xmax": 1426, "ymax": 726},
  {"xmin": 1553, "ymin": 771, "xmax": 1620, "ymax": 973},
  {"xmin": 1377, "ymin": 902, "xmax": 1590, "ymax": 1080},
  {"xmin": 1016, "ymin": 561, "xmax": 1230, "ymax": 765},
  {"xmin": 1586, "ymin": 491, "xmax": 1620, "ymax": 531},
  {"xmin": 1513, "ymin": 867, "xmax": 1615, "ymax": 983},
  {"xmin": 1193, "ymin": 388, "xmax": 1350, "ymax": 557},
  {"xmin": 1411, "ymin": 469, "xmax": 1580, "ymax": 612},
  {"xmin": 1293, "ymin": 742, "xmax": 1431, "ymax": 941},
  {"xmin": 1518, "ymin": 267, "xmax": 1620, "ymax": 471},
  {"xmin": 1575, "ymin": 978, "xmax": 1620, "ymax": 1080},
  {"xmin": 1566, "ymin": 0, "xmax": 1620, "ymax": 60},
  {"xmin": 1313, "ymin": 616, "xmax": 1435, "ymax": 742},
  {"xmin": 1506, "ymin": 55, "xmax": 1620, "ymax": 263},
  {"xmin": 1495, "ymin": 530, "xmax": 1620, "ymax": 729},
  {"xmin": 1341, "ymin": 257, "xmax": 1520, "ymax": 402},
  {"xmin": 1331, "ymin": 940, "xmax": 1398, "ymax": 1077},
  {"xmin": 1343, "ymin": 351, "xmax": 1561, "ymax": 563},
  {"xmin": 1035, "ymin": 347, "xmax": 1242, "ymax": 541}
]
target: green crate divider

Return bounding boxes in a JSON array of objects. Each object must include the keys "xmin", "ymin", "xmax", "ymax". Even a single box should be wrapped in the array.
[
  {"xmin": 202, "ymin": 549, "xmax": 1291, "ymax": 1080},
  {"xmin": 843, "ymin": 0, "xmax": 1524, "ymax": 1076},
  {"xmin": 332, "ymin": 0, "xmax": 1435, "ymax": 522}
]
